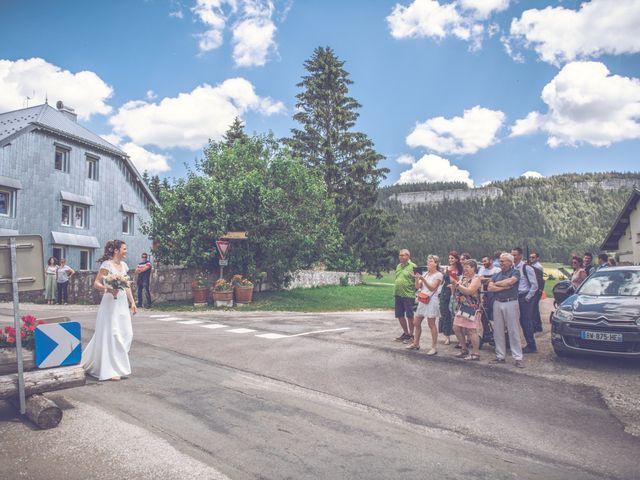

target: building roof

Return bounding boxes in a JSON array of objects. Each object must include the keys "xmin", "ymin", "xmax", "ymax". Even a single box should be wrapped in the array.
[
  {"xmin": 601, "ymin": 187, "xmax": 640, "ymax": 251},
  {"xmin": 0, "ymin": 104, "xmax": 159, "ymax": 207}
]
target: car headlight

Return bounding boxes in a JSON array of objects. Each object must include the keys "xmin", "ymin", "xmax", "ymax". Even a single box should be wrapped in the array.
[{"xmin": 554, "ymin": 309, "xmax": 573, "ymax": 322}]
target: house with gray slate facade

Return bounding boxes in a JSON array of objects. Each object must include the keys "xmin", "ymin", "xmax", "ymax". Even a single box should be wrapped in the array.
[{"xmin": 0, "ymin": 102, "xmax": 158, "ymax": 271}]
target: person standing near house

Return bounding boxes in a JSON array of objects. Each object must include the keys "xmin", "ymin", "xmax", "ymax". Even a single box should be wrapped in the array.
[
  {"xmin": 56, "ymin": 258, "xmax": 75, "ymax": 305},
  {"xmin": 394, "ymin": 249, "xmax": 416, "ymax": 343},
  {"xmin": 135, "ymin": 252, "xmax": 153, "ymax": 308},
  {"xmin": 512, "ymin": 247, "xmax": 538, "ymax": 353},
  {"xmin": 44, "ymin": 257, "xmax": 58, "ymax": 305}
]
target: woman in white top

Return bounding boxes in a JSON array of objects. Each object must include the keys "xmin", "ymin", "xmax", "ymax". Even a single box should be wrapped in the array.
[
  {"xmin": 407, "ymin": 254, "xmax": 443, "ymax": 355},
  {"xmin": 82, "ymin": 240, "xmax": 137, "ymax": 381}
]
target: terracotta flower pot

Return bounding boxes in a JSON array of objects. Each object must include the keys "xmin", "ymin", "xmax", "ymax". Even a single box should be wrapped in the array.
[
  {"xmin": 192, "ymin": 287, "xmax": 209, "ymax": 304},
  {"xmin": 212, "ymin": 290, "xmax": 233, "ymax": 302},
  {"xmin": 234, "ymin": 285, "xmax": 254, "ymax": 304}
]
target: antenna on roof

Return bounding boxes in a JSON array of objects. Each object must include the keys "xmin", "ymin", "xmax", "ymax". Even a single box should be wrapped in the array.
[
  {"xmin": 45, "ymin": 93, "xmax": 48, "ymax": 105},
  {"xmin": 24, "ymin": 96, "xmax": 31, "ymax": 108}
]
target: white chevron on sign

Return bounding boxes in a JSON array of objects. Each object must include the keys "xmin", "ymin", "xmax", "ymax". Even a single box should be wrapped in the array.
[{"xmin": 38, "ymin": 323, "xmax": 81, "ymax": 368}]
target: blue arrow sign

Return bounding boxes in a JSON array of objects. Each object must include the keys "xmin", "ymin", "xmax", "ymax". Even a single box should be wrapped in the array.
[{"xmin": 35, "ymin": 322, "xmax": 81, "ymax": 368}]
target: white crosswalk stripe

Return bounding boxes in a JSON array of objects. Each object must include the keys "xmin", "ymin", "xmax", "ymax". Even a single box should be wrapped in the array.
[
  {"xmin": 255, "ymin": 333, "xmax": 289, "ymax": 339},
  {"xmin": 227, "ymin": 328, "xmax": 256, "ymax": 334},
  {"xmin": 199, "ymin": 323, "xmax": 228, "ymax": 329},
  {"xmin": 177, "ymin": 320, "xmax": 204, "ymax": 325},
  {"xmin": 150, "ymin": 314, "xmax": 171, "ymax": 318},
  {"xmin": 153, "ymin": 316, "xmax": 183, "ymax": 322}
]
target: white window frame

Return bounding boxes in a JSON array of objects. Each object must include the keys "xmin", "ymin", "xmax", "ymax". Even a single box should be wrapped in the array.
[
  {"xmin": 0, "ymin": 188, "xmax": 16, "ymax": 217},
  {"xmin": 79, "ymin": 249, "xmax": 91, "ymax": 270},
  {"xmin": 55, "ymin": 146, "xmax": 70, "ymax": 173},
  {"xmin": 86, "ymin": 155, "xmax": 99, "ymax": 181},
  {"xmin": 122, "ymin": 212, "xmax": 134, "ymax": 235},
  {"xmin": 62, "ymin": 202, "xmax": 89, "ymax": 229}
]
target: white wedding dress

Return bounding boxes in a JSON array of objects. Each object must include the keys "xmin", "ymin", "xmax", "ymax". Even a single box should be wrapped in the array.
[{"xmin": 82, "ymin": 260, "xmax": 133, "ymax": 380}]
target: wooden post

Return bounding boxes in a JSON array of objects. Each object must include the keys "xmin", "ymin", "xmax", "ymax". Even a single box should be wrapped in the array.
[
  {"xmin": 0, "ymin": 365, "xmax": 86, "ymax": 400},
  {"xmin": 9, "ymin": 394, "xmax": 62, "ymax": 429}
]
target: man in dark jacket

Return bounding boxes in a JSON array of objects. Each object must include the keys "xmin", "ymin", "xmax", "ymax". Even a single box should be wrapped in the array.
[{"xmin": 135, "ymin": 253, "xmax": 153, "ymax": 308}]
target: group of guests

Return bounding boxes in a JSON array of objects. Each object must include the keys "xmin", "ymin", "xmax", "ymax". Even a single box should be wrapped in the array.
[
  {"xmin": 569, "ymin": 252, "xmax": 615, "ymax": 290},
  {"xmin": 44, "ymin": 257, "xmax": 76, "ymax": 305},
  {"xmin": 394, "ymin": 247, "xmax": 547, "ymax": 368},
  {"xmin": 43, "ymin": 252, "xmax": 154, "ymax": 308}
]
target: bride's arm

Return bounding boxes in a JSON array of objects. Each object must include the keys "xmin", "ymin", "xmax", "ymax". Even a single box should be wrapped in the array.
[
  {"xmin": 125, "ymin": 285, "xmax": 137, "ymax": 314},
  {"xmin": 94, "ymin": 268, "xmax": 117, "ymax": 298}
]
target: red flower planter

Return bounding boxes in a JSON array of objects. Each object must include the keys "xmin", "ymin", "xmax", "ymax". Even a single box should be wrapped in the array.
[{"xmin": 234, "ymin": 285, "xmax": 254, "ymax": 304}]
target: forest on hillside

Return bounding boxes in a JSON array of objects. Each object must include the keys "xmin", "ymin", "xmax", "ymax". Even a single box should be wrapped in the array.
[{"xmin": 379, "ymin": 172, "xmax": 640, "ymax": 263}]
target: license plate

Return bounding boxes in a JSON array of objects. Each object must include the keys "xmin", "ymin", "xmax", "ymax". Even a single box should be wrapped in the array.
[{"xmin": 580, "ymin": 331, "xmax": 623, "ymax": 342}]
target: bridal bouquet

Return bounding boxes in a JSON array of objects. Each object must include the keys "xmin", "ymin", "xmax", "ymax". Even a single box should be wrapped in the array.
[{"xmin": 103, "ymin": 273, "xmax": 131, "ymax": 291}]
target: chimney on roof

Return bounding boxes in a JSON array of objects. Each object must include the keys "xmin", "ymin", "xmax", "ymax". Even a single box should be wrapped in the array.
[{"xmin": 56, "ymin": 100, "xmax": 77, "ymax": 122}]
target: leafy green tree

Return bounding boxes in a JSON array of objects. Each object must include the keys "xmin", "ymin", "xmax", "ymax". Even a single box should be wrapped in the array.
[
  {"xmin": 287, "ymin": 46, "xmax": 396, "ymax": 274},
  {"xmin": 143, "ymin": 133, "xmax": 343, "ymax": 287}
]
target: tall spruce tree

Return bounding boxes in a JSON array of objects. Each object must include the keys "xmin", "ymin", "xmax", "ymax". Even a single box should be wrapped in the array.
[
  {"xmin": 287, "ymin": 47, "xmax": 396, "ymax": 274},
  {"xmin": 223, "ymin": 116, "xmax": 250, "ymax": 147}
]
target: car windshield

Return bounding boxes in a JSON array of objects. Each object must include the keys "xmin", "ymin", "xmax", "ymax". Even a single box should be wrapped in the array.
[{"xmin": 578, "ymin": 270, "xmax": 640, "ymax": 296}]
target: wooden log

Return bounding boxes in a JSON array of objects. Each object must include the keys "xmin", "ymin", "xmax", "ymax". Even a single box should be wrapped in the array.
[
  {"xmin": 9, "ymin": 394, "xmax": 62, "ymax": 429},
  {"xmin": 0, "ymin": 348, "xmax": 35, "ymax": 375},
  {"xmin": 0, "ymin": 365, "xmax": 86, "ymax": 400}
]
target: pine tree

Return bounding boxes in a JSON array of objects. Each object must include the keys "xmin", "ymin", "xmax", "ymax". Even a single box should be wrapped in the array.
[
  {"xmin": 149, "ymin": 175, "xmax": 162, "ymax": 202},
  {"xmin": 223, "ymin": 117, "xmax": 250, "ymax": 147},
  {"xmin": 287, "ymin": 47, "xmax": 396, "ymax": 274}
]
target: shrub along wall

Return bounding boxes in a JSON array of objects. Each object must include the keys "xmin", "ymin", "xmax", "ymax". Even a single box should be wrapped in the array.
[{"xmin": 1, "ymin": 266, "xmax": 362, "ymax": 304}]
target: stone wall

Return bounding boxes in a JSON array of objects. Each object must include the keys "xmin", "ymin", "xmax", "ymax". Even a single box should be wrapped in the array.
[{"xmin": 1, "ymin": 266, "xmax": 362, "ymax": 304}]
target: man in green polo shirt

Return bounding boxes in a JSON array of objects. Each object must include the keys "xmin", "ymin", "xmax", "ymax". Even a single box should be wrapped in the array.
[{"xmin": 394, "ymin": 249, "xmax": 416, "ymax": 342}]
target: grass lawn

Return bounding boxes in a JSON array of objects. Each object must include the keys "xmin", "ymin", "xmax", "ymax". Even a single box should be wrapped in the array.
[{"xmin": 154, "ymin": 277, "xmax": 394, "ymax": 312}]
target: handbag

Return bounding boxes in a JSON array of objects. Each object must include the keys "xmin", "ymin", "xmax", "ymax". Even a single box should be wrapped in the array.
[{"xmin": 417, "ymin": 291, "xmax": 431, "ymax": 304}]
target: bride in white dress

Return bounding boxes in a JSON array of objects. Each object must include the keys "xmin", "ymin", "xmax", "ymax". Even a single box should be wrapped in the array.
[{"xmin": 82, "ymin": 240, "xmax": 138, "ymax": 381}]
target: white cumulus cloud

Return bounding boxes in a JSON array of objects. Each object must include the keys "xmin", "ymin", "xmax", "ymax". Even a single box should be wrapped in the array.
[
  {"xmin": 192, "ymin": 0, "xmax": 278, "ymax": 67},
  {"xmin": 109, "ymin": 77, "xmax": 285, "ymax": 150},
  {"xmin": 521, "ymin": 171, "xmax": 544, "ymax": 179},
  {"xmin": 407, "ymin": 106, "xmax": 505, "ymax": 155},
  {"xmin": 510, "ymin": 61, "xmax": 640, "ymax": 147},
  {"xmin": 0, "ymin": 58, "xmax": 113, "ymax": 120},
  {"xmin": 387, "ymin": 0, "xmax": 508, "ymax": 50},
  {"xmin": 397, "ymin": 154, "xmax": 474, "ymax": 186},
  {"xmin": 101, "ymin": 134, "xmax": 171, "ymax": 175},
  {"xmin": 508, "ymin": 0, "xmax": 640, "ymax": 65},
  {"xmin": 232, "ymin": 1, "xmax": 277, "ymax": 67},
  {"xmin": 396, "ymin": 154, "xmax": 416, "ymax": 165}
]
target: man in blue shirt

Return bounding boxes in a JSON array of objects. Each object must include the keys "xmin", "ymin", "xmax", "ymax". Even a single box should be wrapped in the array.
[
  {"xmin": 488, "ymin": 253, "xmax": 524, "ymax": 368},
  {"xmin": 135, "ymin": 253, "xmax": 153, "ymax": 308},
  {"xmin": 512, "ymin": 247, "xmax": 538, "ymax": 353}
]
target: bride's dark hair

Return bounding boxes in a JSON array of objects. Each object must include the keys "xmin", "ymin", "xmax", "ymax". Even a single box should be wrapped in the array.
[{"xmin": 97, "ymin": 239, "xmax": 126, "ymax": 263}]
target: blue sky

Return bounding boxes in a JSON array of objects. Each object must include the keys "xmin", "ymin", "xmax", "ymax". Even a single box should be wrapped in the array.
[{"xmin": 1, "ymin": 0, "xmax": 639, "ymax": 187}]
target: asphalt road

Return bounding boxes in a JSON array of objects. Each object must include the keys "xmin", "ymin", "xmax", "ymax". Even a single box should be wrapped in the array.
[{"xmin": 2, "ymin": 304, "xmax": 639, "ymax": 479}]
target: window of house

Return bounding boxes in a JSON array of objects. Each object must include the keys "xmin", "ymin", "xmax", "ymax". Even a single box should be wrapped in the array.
[
  {"xmin": 0, "ymin": 188, "xmax": 15, "ymax": 217},
  {"xmin": 74, "ymin": 205, "xmax": 86, "ymax": 228},
  {"xmin": 55, "ymin": 146, "xmax": 70, "ymax": 172},
  {"xmin": 62, "ymin": 203, "xmax": 88, "ymax": 229},
  {"xmin": 61, "ymin": 203, "xmax": 71, "ymax": 226},
  {"xmin": 122, "ymin": 212, "xmax": 134, "ymax": 235},
  {"xmin": 79, "ymin": 249, "xmax": 91, "ymax": 270},
  {"xmin": 86, "ymin": 155, "xmax": 99, "ymax": 180},
  {"xmin": 52, "ymin": 246, "xmax": 66, "ymax": 262}
]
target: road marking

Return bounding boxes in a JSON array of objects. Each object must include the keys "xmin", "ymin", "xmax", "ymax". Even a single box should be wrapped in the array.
[
  {"xmin": 227, "ymin": 328, "xmax": 257, "ymax": 334},
  {"xmin": 177, "ymin": 320, "xmax": 204, "ymax": 325},
  {"xmin": 287, "ymin": 327, "xmax": 350, "ymax": 337},
  {"xmin": 154, "ymin": 316, "xmax": 183, "ymax": 321},
  {"xmin": 150, "ymin": 314, "xmax": 171, "ymax": 318},
  {"xmin": 200, "ymin": 323, "xmax": 228, "ymax": 329},
  {"xmin": 255, "ymin": 327, "xmax": 350, "ymax": 340},
  {"xmin": 255, "ymin": 333, "xmax": 289, "ymax": 339}
]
